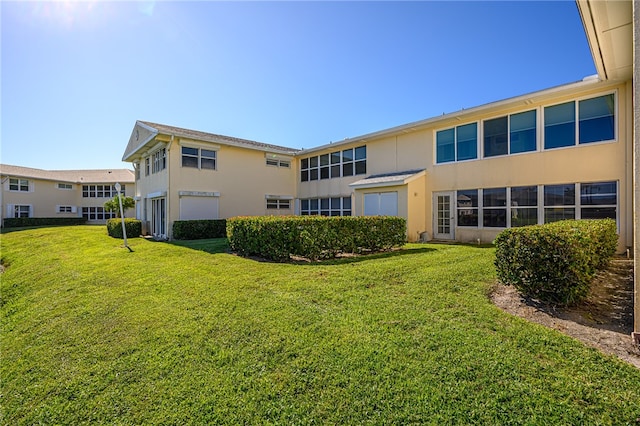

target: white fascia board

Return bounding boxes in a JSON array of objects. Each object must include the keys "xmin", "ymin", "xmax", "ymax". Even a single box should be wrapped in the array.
[
  {"xmin": 178, "ymin": 191, "xmax": 220, "ymax": 197},
  {"xmin": 264, "ymin": 194, "xmax": 294, "ymax": 200},
  {"xmin": 350, "ymin": 181, "xmax": 406, "ymax": 190},
  {"xmin": 122, "ymin": 122, "xmax": 159, "ymax": 162},
  {"xmin": 301, "ymin": 78, "xmax": 612, "ymax": 155},
  {"xmin": 177, "ymin": 138, "xmax": 221, "ymax": 151}
]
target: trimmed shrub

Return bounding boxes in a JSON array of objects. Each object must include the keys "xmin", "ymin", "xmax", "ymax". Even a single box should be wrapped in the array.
[
  {"xmin": 227, "ymin": 216, "xmax": 406, "ymax": 262},
  {"xmin": 173, "ymin": 219, "xmax": 227, "ymax": 240},
  {"xmin": 494, "ymin": 219, "xmax": 617, "ymax": 305},
  {"xmin": 3, "ymin": 217, "xmax": 87, "ymax": 228},
  {"xmin": 106, "ymin": 218, "xmax": 142, "ymax": 239}
]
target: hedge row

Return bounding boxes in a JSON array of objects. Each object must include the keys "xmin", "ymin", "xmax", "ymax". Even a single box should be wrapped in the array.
[
  {"xmin": 106, "ymin": 218, "xmax": 142, "ymax": 239},
  {"xmin": 173, "ymin": 219, "xmax": 227, "ymax": 240},
  {"xmin": 3, "ymin": 217, "xmax": 87, "ymax": 228},
  {"xmin": 494, "ymin": 219, "xmax": 617, "ymax": 305},
  {"xmin": 227, "ymin": 216, "xmax": 407, "ymax": 261}
]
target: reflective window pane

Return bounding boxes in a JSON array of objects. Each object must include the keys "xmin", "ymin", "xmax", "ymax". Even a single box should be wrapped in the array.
[
  {"xmin": 544, "ymin": 101, "xmax": 575, "ymax": 149},
  {"xmin": 510, "ymin": 110, "xmax": 537, "ymax": 153},
  {"xmin": 484, "ymin": 116, "xmax": 508, "ymax": 157},
  {"xmin": 579, "ymin": 94, "xmax": 615, "ymax": 144}
]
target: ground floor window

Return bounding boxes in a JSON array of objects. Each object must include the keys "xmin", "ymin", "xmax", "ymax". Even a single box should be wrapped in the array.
[
  {"xmin": 82, "ymin": 207, "xmax": 116, "ymax": 221},
  {"xmin": 57, "ymin": 206, "xmax": 75, "ymax": 214},
  {"xmin": 456, "ymin": 180, "xmax": 617, "ymax": 229},
  {"xmin": 266, "ymin": 199, "xmax": 291, "ymax": 210},
  {"xmin": 12, "ymin": 205, "xmax": 31, "ymax": 218},
  {"xmin": 300, "ymin": 196, "xmax": 352, "ymax": 216}
]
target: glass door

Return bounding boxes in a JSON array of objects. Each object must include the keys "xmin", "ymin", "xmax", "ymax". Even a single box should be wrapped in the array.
[
  {"xmin": 433, "ymin": 192, "xmax": 454, "ymax": 240},
  {"xmin": 151, "ymin": 198, "xmax": 166, "ymax": 239}
]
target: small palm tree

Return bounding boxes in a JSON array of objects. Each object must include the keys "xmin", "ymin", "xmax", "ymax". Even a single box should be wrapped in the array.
[{"xmin": 104, "ymin": 195, "xmax": 135, "ymax": 218}]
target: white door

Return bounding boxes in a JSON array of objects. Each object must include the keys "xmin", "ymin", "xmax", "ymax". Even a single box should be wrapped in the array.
[
  {"xmin": 364, "ymin": 192, "xmax": 398, "ymax": 216},
  {"xmin": 433, "ymin": 192, "xmax": 454, "ymax": 240},
  {"xmin": 151, "ymin": 198, "xmax": 166, "ymax": 238}
]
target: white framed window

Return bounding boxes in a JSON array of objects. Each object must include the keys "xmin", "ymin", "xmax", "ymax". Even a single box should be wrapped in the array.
[
  {"xmin": 11, "ymin": 205, "xmax": 31, "ymax": 218},
  {"xmin": 182, "ymin": 147, "xmax": 217, "ymax": 170},
  {"xmin": 483, "ymin": 110, "xmax": 537, "ymax": 158},
  {"xmin": 82, "ymin": 206, "xmax": 116, "ymax": 221},
  {"xmin": 266, "ymin": 158, "xmax": 290, "ymax": 168},
  {"xmin": 266, "ymin": 199, "xmax": 291, "ymax": 210},
  {"xmin": 9, "ymin": 178, "xmax": 29, "ymax": 192},
  {"xmin": 544, "ymin": 93, "xmax": 616, "ymax": 150},
  {"xmin": 57, "ymin": 205, "xmax": 76, "ymax": 214},
  {"xmin": 152, "ymin": 148, "xmax": 167, "ymax": 174},
  {"xmin": 145, "ymin": 157, "xmax": 150, "ymax": 176},
  {"xmin": 436, "ymin": 123, "xmax": 478, "ymax": 163},
  {"xmin": 300, "ymin": 197, "xmax": 352, "ymax": 216},
  {"xmin": 82, "ymin": 185, "xmax": 124, "ymax": 198},
  {"xmin": 300, "ymin": 146, "xmax": 366, "ymax": 182},
  {"xmin": 57, "ymin": 183, "xmax": 73, "ymax": 190}
]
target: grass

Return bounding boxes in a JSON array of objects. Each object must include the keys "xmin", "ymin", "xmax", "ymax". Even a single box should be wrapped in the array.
[{"xmin": 1, "ymin": 225, "xmax": 639, "ymax": 425}]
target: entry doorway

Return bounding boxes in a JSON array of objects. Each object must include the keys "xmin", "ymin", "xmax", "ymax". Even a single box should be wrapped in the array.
[
  {"xmin": 151, "ymin": 198, "xmax": 166, "ymax": 239},
  {"xmin": 433, "ymin": 192, "xmax": 454, "ymax": 240}
]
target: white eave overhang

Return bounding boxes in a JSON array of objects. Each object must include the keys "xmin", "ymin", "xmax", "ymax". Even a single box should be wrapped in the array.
[{"xmin": 349, "ymin": 169, "xmax": 426, "ymax": 189}]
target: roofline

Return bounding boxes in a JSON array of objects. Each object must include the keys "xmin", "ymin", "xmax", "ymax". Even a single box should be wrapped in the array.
[
  {"xmin": 576, "ymin": 0, "xmax": 607, "ymax": 80},
  {"xmin": 300, "ymin": 76, "xmax": 613, "ymax": 155},
  {"xmin": 0, "ymin": 164, "xmax": 135, "ymax": 184}
]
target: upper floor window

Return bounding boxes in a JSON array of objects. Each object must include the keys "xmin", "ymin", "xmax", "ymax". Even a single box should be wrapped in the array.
[
  {"xmin": 182, "ymin": 147, "xmax": 217, "ymax": 170},
  {"xmin": 544, "ymin": 93, "xmax": 615, "ymax": 149},
  {"xmin": 82, "ymin": 185, "xmax": 124, "ymax": 198},
  {"xmin": 266, "ymin": 158, "xmax": 290, "ymax": 168},
  {"xmin": 300, "ymin": 146, "xmax": 366, "ymax": 182},
  {"xmin": 436, "ymin": 123, "xmax": 477, "ymax": 163},
  {"xmin": 484, "ymin": 110, "xmax": 537, "ymax": 157},
  {"xmin": 9, "ymin": 178, "xmax": 29, "ymax": 192},
  {"xmin": 57, "ymin": 183, "xmax": 73, "ymax": 190},
  {"xmin": 152, "ymin": 148, "xmax": 166, "ymax": 173},
  {"xmin": 145, "ymin": 157, "xmax": 150, "ymax": 176}
]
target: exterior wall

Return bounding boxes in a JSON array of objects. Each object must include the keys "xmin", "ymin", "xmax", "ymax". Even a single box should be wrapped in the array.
[{"xmin": 632, "ymin": 0, "xmax": 639, "ymax": 343}]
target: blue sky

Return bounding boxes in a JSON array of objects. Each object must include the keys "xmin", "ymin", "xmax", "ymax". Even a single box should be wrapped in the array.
[{"xmin": 1, "ymin": 1, "xmax": 595, "ymax": 171}]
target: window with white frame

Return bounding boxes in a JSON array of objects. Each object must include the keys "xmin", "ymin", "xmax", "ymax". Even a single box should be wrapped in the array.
[
  {"xmin": 300, "ymin": 197, "xmax": 352, "ymax": 216},
  {"xmin": 543, "ymin": 183, "xmax": 576, "ymax": 223},
  {"xmin": 579, "ymin": 181, "xmax": 617, "ymax": 220},
  {"xmin": 82, "ymin": 206, "xmax": 116, "ymax": 221},
  {"xmin": 436, "ymin": 123, "xmax": 478, "ymax": 163},
  {"xmin": 182, "ymin": 147, "xmax": 217, "ymax": 170},
  {"xmin": 145, "ymin": 157, "xmax": 150, "ymax": 176},
  {"xmin": 484, "ymin": 110, "xmax": 537, "ymax": 157},
  {"xmin": 266, "ymin": 199, "xmax": 291, "ymax": 210},
  {"xmin": 152, "ymin": 148, "xmax": 166, "ymax": 173},
  {"xmin": 57, "ymin": 206, "xmax": 74, "ymax": 213},
  {"xmin": 9, "ymin": 178, "xmax": 29, "ymax": 192},
  {"xmin": 82, "ymin": 185, "xmax": 124, "ymax": 198},
  {"xmin": 300, "ymin": 146, "xmax": 366, "ymax": 182},
  {"xmin": 266, "ymin": 158, "xmax": 290, "ymax": 168},
  {"xmin": 57, "ymin": 183, "xmax": 73, "ymax": 190},
  {"xmin": 482, "ymin": 188, "xmax": 507, "ymax": 228},
  {"xmin": 457, "ymin": 189, "xmax": 478, "ymax": 227},
  {"xmin": 12, "ymin": 205, "xmax": 31, "ymax": 218},
  {"xmin": 510, "ymin": 186, "xmax": 538, "ymax": 227},
  {"xmin": 544, "ymin": 93, "xmax": 615, "ymax": 149}
]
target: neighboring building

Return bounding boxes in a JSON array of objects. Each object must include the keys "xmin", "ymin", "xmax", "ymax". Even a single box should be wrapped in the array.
[
  {"xmin": 121, "ymin": 1, "xmax": 637, "ymax": 341},
  {"xmin": 0, "ymin": 164, "xmax": 135, "ymax": 225}
]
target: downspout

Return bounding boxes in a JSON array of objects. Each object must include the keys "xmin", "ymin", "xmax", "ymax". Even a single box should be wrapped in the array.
[
  {"xmin": 632, "ymin": 0, "xmax": 640, "ymax": 345},
  {"xmin": 167, "ymin": 134, "xmax": 174, "ymax": 240}
]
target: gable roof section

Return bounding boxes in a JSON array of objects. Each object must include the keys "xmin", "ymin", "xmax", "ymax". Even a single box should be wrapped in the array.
[
  {"xmin": 0, "ymin": 164, "xmax": 135, "ymax": 184},
  {"xmin": 349, "ymin": 169, "xmax": 426, "ymax": 189},
  {"xmin": 122, "ymin": 120, "xmax": 301, "ymax": 162}
]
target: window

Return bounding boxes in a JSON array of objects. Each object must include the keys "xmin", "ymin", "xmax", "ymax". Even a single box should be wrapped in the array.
[
  {"xmin": 182, "ymin": 147, "xmax": 216, "ymax": 170},
  {"xmin": 266, "ymin": 199, "xmax": 291, "ymax": 210},
  {"xmin": 483, "ymin": 188, "xmax": 507, "ymax": 227},
  {"xmin": 544, "ymin": 184, "xmax": 575, "ymax": 223},
  {"xmin": 9, "ymin": 178, "xmax": 29, "ymax": 192},
  {"xmin": 13, "ymin": 205, "xmax": 30, "ymax": 218},
  {"xmin": 457, "ymin": 189, "xmax": 478, "ymax": 227},
  {"xmin": 300, "ymin": 146, "xmax": 366, "ymax": 181},
  {"xmin": 545, "ymin": 94, "xmax": 615, "ymax": 149},
  {"xmin": 82, "ymin": 185, "xmax": 124, "ymax": 198},
  {"xmin": 436, "ymin": 123, "xmax": 477, "ymax": 163},
  {"xmin": 484, "ymin": 110, "xmax": 537, "ymax": 157},
  {"xmin": 82, "ymin": 206, "xmax": 116, "ymax": 221},
  {"xmin": 152, "ymin": 148, "xmax": 166, "ymax": 173},
  {"xmin": 182, "ymin": 147, "xmax": 199, "ymax": 168},
  {"xmin": 510, "ymin": 186, "xmax": 537, "ymax": 227},
  {"xmin": 580, "ymin": 181, "xmax": 617, "ymax": 220},
  {"xmin": 57, "ymin": 183, "xmax": 72, "ymax": 190},
  {"xmin": 266, "ymin": 158, "xmax": 290, "ymax": 168},
  {"xmin": 300, "ymin": 197, "xmax": 352, "ymax": 216},
  {"xmin": 57, "ymin": 206, "xmax": 74, "ymax": 213},
  {"xmin": 145, "ymin": 157, "xmax": 150, "ymax": 176}
]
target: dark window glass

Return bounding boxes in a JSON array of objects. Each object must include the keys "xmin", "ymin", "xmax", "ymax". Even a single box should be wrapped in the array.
[
  {"xmin": 320, "ymin": 154, "xmax": 329, "ymax": 166},
  {"xmin": 301, "ymin": 158, "xmax": 309, "ymax": 169},
  {"xmin": 320, "ymin": 198, "xmax": 329, "ymax": 209},
  {"xmin": 301, "ymin": 170, "xmax": 309, "ymax": 182},
  {"xmin": 511, "ymin": 186, "xmax": 537, "ymax": 207},
  {"xmin": 457, "ymin": 190, "xmax": 478, "ymax": 207},
  {"xmin": 182, "ymin": 147, "xmax": 198, "ymax": 156},
  {"xmin": 310, "ymin": 199, "xmax": 319, "ymax": 211},
  {"xmin": 483, "ymin": 188, "xmax": 506, "ymax": 207},
  {"xmin": 343, "ymin": 162, "xmax": 354, "ymax": 176},
  {"xmin": 544, "ymin": 184, "xmax": 575, "ymax": 206},
  {"xmin": 301, "ymin": 199, "xmax": 309, "ymax": 211},
  {"xmin": 484, "ymin": 116, "xmax": 508, "ymax": 157},
  {"xmin": 355, "ymin": 160, "xmax": 366, "ymax": 175},
  {"xmin": 310, "ymin": 169, "xmax": 318, "ymax": 180},
  {"xmin": 331, "ymin": 152, "xmax": 341, "ymax": 164},
  {"xmin": 342, "ymin": 149, "xmax": 353, "ymax": 162},
  {"xmin": 330, "ymin": 165, "xmax": 341, "ymax": 178},
  {"xmin": 183, "ymin": 156, "xmax": 198, "ymax": 168},
  {"xmin": 457, "ymin": 189, "xmax": 478, "ymax": 227},
  {"xmin": 545, "ymin": 102, "xmax": 575, "ymax": 149},
  {"xmin": 309, "ymin": 156, "xmax": 318, "ymax": 168},
  {"xmin": 331, "ymin": 198, "xmax": 341, "ymax": 209},
  {"xmin": 436, "ymin": 128, "xmax": 455, "ymax": 163},
  {"xmin": 483, "ymin": 209, "xmax": 506, "ymax": 228},
  {"xmin": 511, "ymin": 208, "xmax": 538, "ymax": 227},
  {"xmin": 355, "ymin": 146, "xmax": 366, "ymax": 160},
  {"xmin": 201, "ymin": 158, "xmax": 216, "ymax": 170},
  {"xmin": 581, "ymin": 207, "xmax": 616, "ymax": 220},
  {"xmin": 579, "ymin": 94, "xmax": 615, "ymax": 144},
  {"xmin": 580, "ymin": 181, "xmax": 616, "ymax": 206},
  {"xmin": 510, "ymin": 110, "xmax": 537, "ymax": 153},
  {"xmin": 320, "ymin": 167, "xmax": 329, "ymax": 179},
  {"xmin": 544, "ymin": 208, "xmax": 575, "ymax": 223},
  {"xmin": 342, "ymin": 197, "xmax": 351, "ymax": 210},
  {"xmin": 457, "ymin": 123, "xmax": 477, "ymax": 161}
]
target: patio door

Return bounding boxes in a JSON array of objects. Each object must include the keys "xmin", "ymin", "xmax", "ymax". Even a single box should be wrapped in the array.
[
  {"xmin": 151, "ymin": 197, "xmax": 166, "ymax": 239},
  {"xmin": 433, "ymin": 192, "xmax": 454, "ymax": 240}
]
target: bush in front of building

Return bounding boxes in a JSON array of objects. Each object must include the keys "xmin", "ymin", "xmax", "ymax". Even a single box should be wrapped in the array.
[
  {"xmin": 173, "ymin": 219, "xmax": 227, "ymax": 240},
  {"xmin": 494, "ymin": 219, "xmax": 617, "ymax": 306},
  {"xmin": 3, "ymin": 217, "xmax": 87, "ymax": 228},
  {"xmin": 106, "ymin": 218, "xmax": 142, "ymax": 239},
  {"xmin": 226, "ymin": 216, "xmax": 407, "ymax": 262}
]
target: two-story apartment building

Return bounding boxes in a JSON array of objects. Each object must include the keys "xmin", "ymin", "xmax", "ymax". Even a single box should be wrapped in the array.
[
  {"xmin": 122, "ymin": 1, "xmax": 637, "ymax": 341},
  {"xmin": 0, "ymin": 164, "xmax": 135, "ymax": 225}
]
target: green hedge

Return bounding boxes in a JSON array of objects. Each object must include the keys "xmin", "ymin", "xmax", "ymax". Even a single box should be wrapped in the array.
[
  {"xmin": 494, "ymin": 219, "xmax": 617, "ymax": 305},
  {"xmin": 3, "ymin": 217, "xmax": 87, "ymax": 228},
  {"xmin": 106, "ymin": 219, "xmax": 142, "ymax": 239},
  {"xmin": 227, "ymin": 216, "xmax": 407, "ymax": 261},
  {"xmin": 173, "ymin": 219, "xmax": 227, "ymax": 240}
]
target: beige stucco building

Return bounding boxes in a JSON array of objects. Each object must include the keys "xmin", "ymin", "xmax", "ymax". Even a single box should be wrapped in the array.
[
  {"xmin": 0, "ymin": 164, "xmax": 135, "ymax": 225},
  {"xmin": 121, "ymin": 1, "xmax": 637, "ymax": 342}
]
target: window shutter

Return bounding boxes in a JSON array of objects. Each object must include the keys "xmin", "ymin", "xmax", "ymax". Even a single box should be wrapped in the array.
[
  {"xmin": 29, "ymin": 181, "xmax": 35, "ymax": 193},
  {"xmin": 71, "ymin": 206, "xmax": 77, "ymax": 213},
  {"xmin": 6, "ymin": 204, "xmax": 14, "ymax": 217}
]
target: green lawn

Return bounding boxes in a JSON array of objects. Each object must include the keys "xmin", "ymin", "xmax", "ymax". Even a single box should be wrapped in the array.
[{"xmin": 2, "ymin": 226, "xmax": 639, "ymax": 425}]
